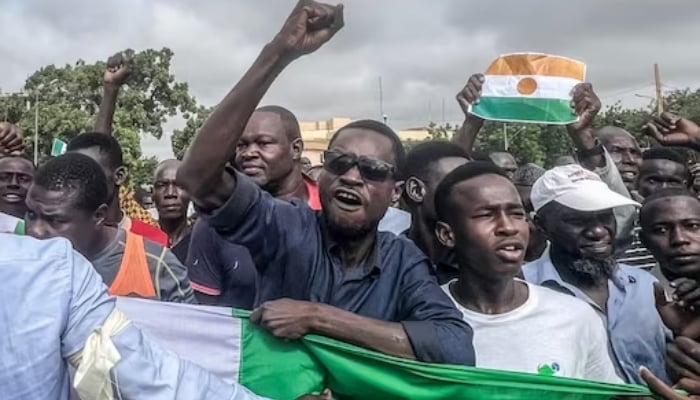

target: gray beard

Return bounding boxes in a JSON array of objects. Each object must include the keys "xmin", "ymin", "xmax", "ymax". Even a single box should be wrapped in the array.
[{"xmin": 570, "ymin": 256, "xmax": 617, "ymax": 285}]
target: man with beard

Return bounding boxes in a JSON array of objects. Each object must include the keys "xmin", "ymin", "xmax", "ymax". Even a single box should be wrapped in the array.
[
  {"xmin": 434, "ymin": 162, "xmax": 620, "ymax": 382},
  {"xmin": 178, "ymin": 0, "xmax": 474, "ymax": 365},
  {"xmin": 402, "ymin": 141, "xmax": 469, "ymax": 284},
  {"xmin": 522, "ymin": 164, "xmax": 667, "ymax": 384},
  {"xmin": 512, "ymin": 163, "xmax": 547, "ymax": 262}
]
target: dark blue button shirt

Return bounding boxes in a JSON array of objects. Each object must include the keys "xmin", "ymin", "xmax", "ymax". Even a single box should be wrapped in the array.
[{"xmin": 200, "ymin": 171, "xmax": 475, "ymax": 365}]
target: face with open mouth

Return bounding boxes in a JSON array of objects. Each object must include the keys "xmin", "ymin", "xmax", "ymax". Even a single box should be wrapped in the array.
[
  {"xmin": 436, "ymin": 173, "xmax": 530, "ymax": 277},
  {"xmin": 318, "ymin": 127, "xmax": 399, "ymax": 239},
  {"xmin": 0, "ymin": 156, "xmax": 34, "ymax": 218},
  {"xmin": 641, "ymin": 195, "xmax": 700, "ymax": 280}
]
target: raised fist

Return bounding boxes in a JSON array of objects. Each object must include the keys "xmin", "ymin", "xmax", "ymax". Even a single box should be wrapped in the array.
[
  {"xmin": 273, "ymin": 0, "xmax": 344, "ymax": 60},
  {"xmin": 568, "ymin": 82, "xmax": 601, "ymax": 131},
  {"xmin": 456, "ymin": 73, "xmax": 485, "ymax": 117},
  {"xmin": 104, "ymin": 52, "xmax": 131, "ymax": 86},
  {"xmin": 0, "ymin": 122, "xmax": 25, "ymax": 156},
  {"xmin": 646, "ymin": 112, "xmax": 700, "ymax": 151}
]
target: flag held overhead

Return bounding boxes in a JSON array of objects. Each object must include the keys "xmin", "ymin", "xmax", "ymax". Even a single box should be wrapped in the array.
[{"xmin": 470, "ymin": 53, "xmax": 586, "ymax": 125}]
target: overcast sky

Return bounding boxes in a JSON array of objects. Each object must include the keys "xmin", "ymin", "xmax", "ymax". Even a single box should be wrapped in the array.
[{"xmin": 3, "ymin": 0, "xmax": 700, "ymax": 159}]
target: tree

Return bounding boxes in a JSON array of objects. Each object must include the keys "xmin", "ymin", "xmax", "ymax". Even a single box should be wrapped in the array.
[
  {"xmin": 0, "ymin": 48, "xmax": 198, "ymax": 188},
  {"xmin": 171, "ymin": 105, "xmax": 213, "ymax": 160}
]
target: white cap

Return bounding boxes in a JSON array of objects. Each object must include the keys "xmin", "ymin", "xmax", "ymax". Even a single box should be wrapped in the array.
[{"xmin": 531, "ymin": 164, "xmax": 640, "ymax": 212}]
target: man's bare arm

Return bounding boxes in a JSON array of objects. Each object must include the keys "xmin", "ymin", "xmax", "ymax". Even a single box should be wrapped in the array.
[
  {"xmin": 566, "ymin": 83, "xmax": 604, "ymax": 170},
  {"xmin": 94, "ymin": 52, "xmax": 131, "ymax": 136},
  {"xmin": 177, "ymin": 0, "xmax": 344, "ymax": 210}
]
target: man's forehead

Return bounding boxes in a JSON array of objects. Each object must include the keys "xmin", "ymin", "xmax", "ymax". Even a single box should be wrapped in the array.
[
  {"xmin": 329, "ymin": 128, "xmax": 395, "ymax": 161},
  {"xmin": 0, "ymin": 157, "xmax": 34, "ymax": 173},
  {"xmin": 453, "ymin": 175, "xmax": 518, "ymax": 203},
  {"xmin": 600, "ymin": 132, "xmax": 639, "ymax": 149},
  {"xmin": 640, "ymin": 158, "xmax": 686, "ymax": 174},
  {"xmin": 28, "ymin": 185, "xmax": 75, "ymax": 206},
  {"xmin": 646, "ymin": 196, "xmax": 700, "ymax": 219},
  {"xmin": 244, "ymin": 112, "xmax": 287, "ymax": 138},
  {"xmin": 155, "ymin": 161, "xmax": 179, "ymax": 181}
]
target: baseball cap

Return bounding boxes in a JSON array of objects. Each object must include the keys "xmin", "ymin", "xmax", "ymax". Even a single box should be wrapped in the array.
[{"xmin": 531, "ymin": 164, "xmax": 640, "ymax": 212}]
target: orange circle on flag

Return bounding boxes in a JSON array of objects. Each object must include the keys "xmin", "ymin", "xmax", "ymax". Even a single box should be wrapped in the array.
[{"xmin": 517, "ymin": 77, "xmax": 538, "ymax": 95}]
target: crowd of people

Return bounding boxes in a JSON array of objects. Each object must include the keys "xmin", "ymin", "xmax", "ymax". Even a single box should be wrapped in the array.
[{"xmin": 5, "ymin": 0, "xmax": 700, "ymax": 399}]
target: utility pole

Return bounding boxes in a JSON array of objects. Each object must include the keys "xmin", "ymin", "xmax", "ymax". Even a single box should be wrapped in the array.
[
  {"xmin": 503, "ymin": 123, "xmax": 508, "ymax": 151},
  {"xmin": 378, "ymin": 76, "xmax": 386, "ymax": 124},
  {"xmin": 654, "ymin": 63, "xmax": 663, "ymax": 115}
]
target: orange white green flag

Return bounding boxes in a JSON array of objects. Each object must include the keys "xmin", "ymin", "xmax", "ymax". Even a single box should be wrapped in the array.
[{"xmin": 470, "ymin": 53, "xmax": 586, "ymax": 124}]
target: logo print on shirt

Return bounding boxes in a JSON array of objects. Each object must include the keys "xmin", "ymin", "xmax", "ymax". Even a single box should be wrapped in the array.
[{"xmin": 537, "ymin": 362, "xmax": 560, "ymax": 376}]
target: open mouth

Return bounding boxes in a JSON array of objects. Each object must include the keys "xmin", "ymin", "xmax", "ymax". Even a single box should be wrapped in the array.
[
  {"xmin": 495, "ymin": 242, "xmax": 525, "ymax": 262},
  {"xmin": 333, "ymin": 189, "xmax": 363, "ymax": 210},
  {"xmin": 620, "ymin": 171, "xmax": 637, "ymax": 182},
  {"xmin": 1, "ymin": 193, "xmax": 23, "ymax": 203}
]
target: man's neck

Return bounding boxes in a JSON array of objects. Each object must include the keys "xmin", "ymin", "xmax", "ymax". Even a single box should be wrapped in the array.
[
  {"xmin": 332, "ymin": 230, "xmax": 377, "ymax": 271},
  {"xmin": 269, "ymin": 165, "xmax": 308, "ymax": 203},
  {"xmin": 104, "ymin": 188, "xmax": 124, "ymax": 226},
  {"xmin": 407, "ymin": 212, "xmax": 444, "ymax": 263},
  {"xmin": 86, "ymin": 225, "xmax": 119, "ymax": 261},
  {"xmin": 159, "ymin": 216, "xmax": 189, "ymax": 245},
  {"xmin": 452, "ymin": 267, "xmax": 528, "ymax": 315}
]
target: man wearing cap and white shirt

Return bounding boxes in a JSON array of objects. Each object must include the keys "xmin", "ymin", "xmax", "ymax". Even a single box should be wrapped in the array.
[{"xmin": 522, "ymin": 164, "xmax": 669, "ymax": 385}]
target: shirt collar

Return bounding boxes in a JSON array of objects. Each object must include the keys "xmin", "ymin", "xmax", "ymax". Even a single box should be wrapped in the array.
[
  {"xmin": 531, "ymin": 247, "xmax": 630, "ymax": 291},
  {"xmin": 320, "ymin": 216, "xmax": 383, "ymax": 275}
]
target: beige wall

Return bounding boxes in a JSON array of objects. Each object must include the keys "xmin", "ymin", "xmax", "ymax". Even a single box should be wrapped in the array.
[{"xmin": 300, "ymin": 117, "xmax": 430, "ymax": 165}]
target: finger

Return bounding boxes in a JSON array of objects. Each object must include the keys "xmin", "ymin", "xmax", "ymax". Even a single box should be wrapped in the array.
[
  {"xmin": 457, "ymin": 96, "xmax": 471, "ymax": 114},
  {"xmin": 321, "ymin": 389, "xmax": 333, "ymax": 400},
  {"xmin": 677, "ymin": 377, "xmax": 700, "ymax": 396},
  {"xmin": 679, "ymin": 289, "xmax": 700, "ymax": 308},
  {"xmin": 654, "ymin": 115, "xmax": 676, "ymax": 130},
  {"xmin": 668, "ymin": 349, "xmax": 700, "ymax": 380},
  {"xmin": 250, "ymin": 307, "xmax": 263, "ymax": 324},
  {"xmin": 662, "ymin": 112, "xmax": 681, "ymax": 126},
  {"xmin": 675, "ymin": 279, "xmax": 698, "ymax": 297},
  {"xmin": 676, "ymin": 337, "xmax": 700, "ymax": 365},
  {"xmin": 669, "ymin": 341, "xmax": 700, "ymax": 378},
  {"xmin": 465, "ymin": 85, "xmax": 480, "ymax": 104},
  {"xmin": 646, "ymin": 122, "xmax": 670, "ymax": 144},
  {"xmin": 469, "ymin": 73, "xmax": 485, "ymax": 90},
  {"xmin": 641, "ymin": 366, "xmax": 682, "ymax": 399}
]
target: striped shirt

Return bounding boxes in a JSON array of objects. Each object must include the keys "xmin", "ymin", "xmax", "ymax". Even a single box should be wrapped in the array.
[{"xmin": 617, "ymin": 226, "xmax": 657, "ymax": 270}]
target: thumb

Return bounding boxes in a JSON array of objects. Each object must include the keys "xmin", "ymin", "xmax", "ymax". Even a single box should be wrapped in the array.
[{"xmin": 641, "ymin": 366, "xmax": 681, "ymax": 399}]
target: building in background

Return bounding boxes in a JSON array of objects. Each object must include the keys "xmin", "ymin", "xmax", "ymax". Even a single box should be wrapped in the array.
[{"xmin": 300, "ymin": 117, "xmax": 431, "ymax": 164}]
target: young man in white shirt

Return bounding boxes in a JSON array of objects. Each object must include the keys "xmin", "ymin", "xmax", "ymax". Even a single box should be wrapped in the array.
[{"xmin": 433, "ymin": 162, "xmax": 621, "ymax": 383}]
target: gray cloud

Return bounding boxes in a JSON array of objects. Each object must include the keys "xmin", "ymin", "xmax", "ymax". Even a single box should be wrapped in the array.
[{"xmin": 3, "ymin": 0, "xmax": 700, "ymax": 159}]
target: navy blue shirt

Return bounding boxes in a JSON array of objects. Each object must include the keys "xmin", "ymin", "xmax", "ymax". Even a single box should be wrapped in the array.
[
  {"xmin": 200, "ymin": 171, "xmax": 475, "ymax": 365},
  {"xmin": 186, "ymin": 219, "xmax": 258, "ymax": 309}
]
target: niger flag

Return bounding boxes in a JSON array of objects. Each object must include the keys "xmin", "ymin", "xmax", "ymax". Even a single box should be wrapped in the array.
[{"xmin": 470, "ymin": 53, "xmax": 586, "ymax": 124}]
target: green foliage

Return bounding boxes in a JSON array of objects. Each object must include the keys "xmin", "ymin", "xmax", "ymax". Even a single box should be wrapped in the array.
[
  {"xmin": 0, "ymin": 48, "xmax": 197, "ymax": 188},
  {"xmin": 171, "ymin": 105, "xmax": 213, "ymax": 160}
]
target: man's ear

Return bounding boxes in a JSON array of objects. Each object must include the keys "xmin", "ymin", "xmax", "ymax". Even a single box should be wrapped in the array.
[
  {"xmin": 291, "ymin": 138, "xmax": 304, "ymax": 162},
  {"xmin": 114, "ymin": 166, "xmax": 128, "ymax": 186},
  {"xmin": 435, "ymin": 221, "xmax": 456, "ymax": 249},
  {"xmin": 94, "ymin": 203, "xmax": 109, "ymax": 227},
  {"xmin": 405, "ymin": 176, "xmax": 426, "ymax": 204}
]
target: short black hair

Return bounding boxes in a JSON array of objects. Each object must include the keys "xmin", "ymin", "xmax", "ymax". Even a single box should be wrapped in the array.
[
  {"xmin": 402, "ymin": 141, "xmax": 469, "ymax": 181},
  {"xmin": 255, "ymin": 105, "xmax": 301, "ymax": 140},
  {"xmin": 67, "ymin": 132, "xmax": 124, "ymax": 170},
  {"xmin": 33, "ymin": 152, "xmax": 109, "ymax": 212},
  {"xmin": 639, "ymin": 188, "xmax": 699, "ymax": 228},
  {"xmin": 435, "ymin": 161, "xmax": 510, "ymax": 222},
  {"xmin": 642, "ymin": 147, "xmax": 687, "ymax": 165},
  {"xmin": 328, "ymin": 119, "xmax": 406, "ymax": 177}
]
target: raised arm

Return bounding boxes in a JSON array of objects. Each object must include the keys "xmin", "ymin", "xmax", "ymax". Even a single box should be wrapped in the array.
[
  {"xmin": 646, "ymin": 112, "xmax": 700, "ymax": 152},
  {"xmin": 566, "ymin": 83, "xmax": 605, "ymax": 170},
  {"xmin": 452, "ymin": 73, "xmax": 485, "ymax": 155},
  {"xmin": 177, "ymin": 0, "xmax": 344, "ymax": 210},
  {"xmin": 94, "ymin": 52, "xmax": 131, "ymax": 136}
]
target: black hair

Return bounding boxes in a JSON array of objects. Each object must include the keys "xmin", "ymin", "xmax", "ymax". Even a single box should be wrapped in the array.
[
  {"xmin": 642, "ymin": 146, "xmax": 688, "ymax": 165},
  {"xmin": 471, "ymin": 151, "xmax": 494, "ymax": 163},
  {"xmin": 434, "ymin": 161, "xmax": 510, "ymax": 222},
  {"xmin": 66, "ymin": 132, "xmax": 124, "ymax": 170},
  {"xmin": 33, "ymin": 152, "xmax": 109, "ymax": 212},
  {"xmin": 255, "ymin": 105, "xmax": 301, "ymax": 140},
  {"xmin": 328, "ymin": 119, "xmax": 406, "ymax": 177},
  {"xmin": 402, "ymin": 141, "xmax": 469, "ymax": 181},
  {"xmin": 639, "ymin": 188, "xmax": 699, "ymax": 228}
]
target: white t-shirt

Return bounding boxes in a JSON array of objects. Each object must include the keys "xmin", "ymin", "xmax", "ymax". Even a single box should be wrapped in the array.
[{"xmin": 442, "ymin": 279, "xmax": 622, "ymax": 383}]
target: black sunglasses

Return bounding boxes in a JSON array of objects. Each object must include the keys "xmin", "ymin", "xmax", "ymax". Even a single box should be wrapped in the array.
[{"xmin": 322, "ymin": 150, "xmax": 396, "ymax": 182}]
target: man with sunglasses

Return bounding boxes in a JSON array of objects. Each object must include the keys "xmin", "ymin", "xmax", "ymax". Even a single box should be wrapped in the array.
[{"xmin": 178, "ymin": 0, "xmax": 475, "ymax": 365}]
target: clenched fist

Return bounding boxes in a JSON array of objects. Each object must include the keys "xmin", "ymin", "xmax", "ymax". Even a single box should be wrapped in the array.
[{"xmin": 272, "ymin": 0, "xmax": 344, "ymax": 60}]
